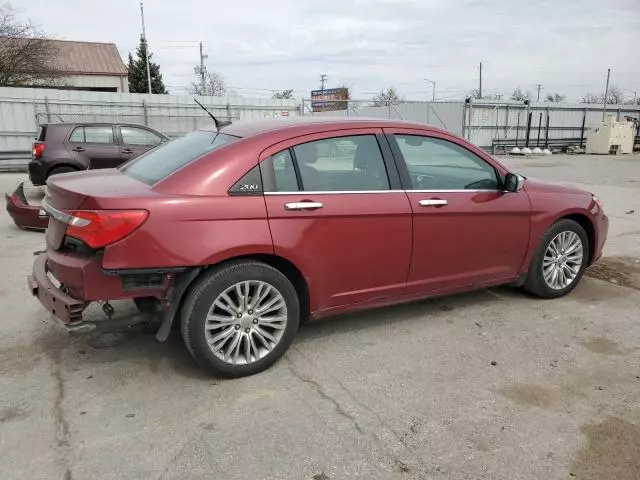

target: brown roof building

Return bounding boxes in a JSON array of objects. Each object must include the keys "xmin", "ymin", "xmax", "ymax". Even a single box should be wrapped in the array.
[{"xmin": 30, "ymin": 39, "xmax": 129, "ymax": 92}]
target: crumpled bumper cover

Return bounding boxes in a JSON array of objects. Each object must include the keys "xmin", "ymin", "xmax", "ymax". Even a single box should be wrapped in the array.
[
  {"xmin": 28, "ymin": 253, "xmax": 86, "ymax": 324},
  {"xmin": 5, "ymin": 182, "xmax": 49, "ymax": 231}
]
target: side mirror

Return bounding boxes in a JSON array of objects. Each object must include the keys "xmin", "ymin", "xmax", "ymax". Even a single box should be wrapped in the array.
[{"xmin": 504, "ymin": 173, "xmax": 525, "ymax": 192}]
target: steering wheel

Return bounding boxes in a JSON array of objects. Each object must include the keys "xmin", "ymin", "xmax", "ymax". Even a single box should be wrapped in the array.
[{"xmin": 410, "ymin": 173, "xmax": 435, "ymax": 189}]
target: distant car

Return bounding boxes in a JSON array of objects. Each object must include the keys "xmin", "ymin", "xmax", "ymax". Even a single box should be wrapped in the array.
[
  {"xmin": 29, "ymin": 118, "xmax": 608, "ymax": 378},
  {"xmin": 28, "ymin": 123, "xmax": 168, "ymax": 186}
]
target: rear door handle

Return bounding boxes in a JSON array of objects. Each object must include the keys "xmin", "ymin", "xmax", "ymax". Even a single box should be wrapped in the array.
[
  {"xmin": 72, "ymin": 147, "xmax": 85, "ymax": 152},
  {"xmin": 284, "ymin": 202, "xmax": 324, "ymax": 210},
  {"xmin": 121, "ymin": 148, "xmax": 134, "ymax": 154},
  {"xmin": 418, "ymin": 199, "xmax": 448, "ymax": 207}
]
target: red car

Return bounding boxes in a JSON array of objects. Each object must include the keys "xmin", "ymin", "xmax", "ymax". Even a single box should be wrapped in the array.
[{"xmin": 29, "ymin": 118, "xmax": 608, "ymax": 377}]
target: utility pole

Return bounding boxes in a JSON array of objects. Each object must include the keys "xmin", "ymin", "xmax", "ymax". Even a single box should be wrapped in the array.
[
  {"xmin": 536, "ymin": 84, "xmax": 543, "ymax": 102},
  {"xmin": 602, "ymin": 67, "xmax": 611, "ymax": 121},
  {"xmin": 199, "ymin": 41, "xmax": 208, "ymax": 94},
  {"xmin": 140, "ymin": 1, "xmax": 152, "ymax": 94},
  {"xmin": 320, "ymin": 74, "xmax": 327, "ymax": 111},
  {"xmin": 424, "ymin": 78, "xmax": 436, "ymax": 102},
  {"xmin": 479, "ymin": 62, "xmax": 482, "ymax": 99}
]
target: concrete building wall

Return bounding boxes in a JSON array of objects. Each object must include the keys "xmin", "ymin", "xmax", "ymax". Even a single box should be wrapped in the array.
[{"xmin": 60, "ymin": 74, "xmax": 129, "ymax": 93}]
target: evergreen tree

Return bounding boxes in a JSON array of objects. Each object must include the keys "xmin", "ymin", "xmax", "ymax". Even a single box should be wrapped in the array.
[{"xmin": 127, "ymin": 36, "xmax": 167, "ymax": 94}]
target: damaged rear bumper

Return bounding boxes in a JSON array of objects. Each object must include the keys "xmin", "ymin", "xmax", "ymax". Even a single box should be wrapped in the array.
[
  {"xmin": 5, "ymin": 182, "xmax": 49, "ymax": 231},
  {"xmin": 28, "ymin": 252, "xmax": 87, "ymax": 324}
]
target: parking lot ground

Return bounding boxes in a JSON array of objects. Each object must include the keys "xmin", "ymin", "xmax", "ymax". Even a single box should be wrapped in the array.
[{"xmin": 0, "ymin": 154, "xmax": 639, "ymax": 480}]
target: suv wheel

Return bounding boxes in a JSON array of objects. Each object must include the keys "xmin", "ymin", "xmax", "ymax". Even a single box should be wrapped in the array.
[
  {"xmin": 181, "ymin": 261, "xmax": 300, "ymax": 377},
  {"xmin": 524, "ymin": 219, "xmax": 589, "ymax": 298}
]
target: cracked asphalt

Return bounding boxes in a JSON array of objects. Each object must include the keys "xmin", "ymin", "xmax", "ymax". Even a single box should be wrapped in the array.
[{"xmin": 1, "ymin": 154, "xmax": 639, "ymax": 480}]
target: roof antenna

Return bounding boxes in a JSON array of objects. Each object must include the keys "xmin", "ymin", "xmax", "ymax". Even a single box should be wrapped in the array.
[{"xmin": 193, "ymin": 98, "xmax": 232, "ymax": 130}]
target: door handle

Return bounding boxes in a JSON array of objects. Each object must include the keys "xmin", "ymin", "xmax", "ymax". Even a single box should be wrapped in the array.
[
  {"xmin": 284, "ymin": 202, "xmax": 324, "ymax": 210},
  {"xmin": 418, "ymin": 199, "xmax": 448, "ymax": 207},
  {"xmin": 72, "ymin": 147, "xmax": 85, "ymax": 152},
  {"xmin": 121, "ymin": 148, "xmax": 134, "ymax": 154}
]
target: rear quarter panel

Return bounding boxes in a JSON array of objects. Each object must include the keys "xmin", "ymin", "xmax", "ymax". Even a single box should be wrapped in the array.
[
  {"xmin": 101, "ymin": 195, "xmax": 273, "ymax": 270},
  {"xmin": 100, "ymin": 140, "xmax": 274, "ymax": 270}
]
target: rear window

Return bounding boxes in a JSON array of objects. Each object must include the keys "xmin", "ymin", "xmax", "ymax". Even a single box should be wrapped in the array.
[
  {"xmin": 121, "ymin": 131, "xmax": 238, "ymax": 185},
  {"xmin": 37, "ymin": 125, "xmax": 47, "ymax": 141}
]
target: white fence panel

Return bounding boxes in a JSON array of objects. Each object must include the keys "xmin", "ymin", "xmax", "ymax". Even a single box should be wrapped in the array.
[{"xmin": 0, "ymin": 87, "xmax": 300, "ymax": 167}]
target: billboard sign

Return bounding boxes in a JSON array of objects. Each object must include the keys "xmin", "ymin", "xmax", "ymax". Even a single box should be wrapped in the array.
[{"xmin": 311, "ymin": 87, "xmax": 349, "ymax": 112}]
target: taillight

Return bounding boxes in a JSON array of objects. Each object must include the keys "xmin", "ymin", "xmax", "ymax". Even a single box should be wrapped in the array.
[
  {"xmin": 64, "ymin": 210, "xmax": 148, "ymax": 248},
  {"xmin": 32, "ymin": 142, "xmax": 45, "ymax": 159}
]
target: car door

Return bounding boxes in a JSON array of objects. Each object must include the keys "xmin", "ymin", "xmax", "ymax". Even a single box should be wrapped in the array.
[
  {"xmin": 118, "ymin": 125, "xmax": 165, "ymax": 163},
  {"xmin": 260, "ymin": 129, "xmax": 413, "ymax": 314},
  {"xmin": 67, "ymin": 125, "xmax": 120, "ymax": 169},
  {"xmin": 384, "ymin": 128, "xmax": 531, "ymax": 294}
]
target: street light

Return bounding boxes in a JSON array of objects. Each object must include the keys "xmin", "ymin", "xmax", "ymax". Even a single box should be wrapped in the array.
[{"xmin": 424, "ymin": 78, "xmax": 436, "ymax": 102}]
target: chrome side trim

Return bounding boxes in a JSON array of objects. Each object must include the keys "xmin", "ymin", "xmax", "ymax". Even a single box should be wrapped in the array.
[
  {"xmin": 264, "ymin": 189, "xmax": 498, "ymax": 195},
  {"xmin": 265, "ymin": 190, "xmax": 405, "ymax": 195},
  {"xmin": 406, "ymin": 189, "xmax": 498, "ymax": 193}
]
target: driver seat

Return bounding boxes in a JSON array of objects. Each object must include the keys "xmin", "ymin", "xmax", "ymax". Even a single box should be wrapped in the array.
[{"xmin": 353, "ymin": 141, "xmax": 389, "ymax": 190}]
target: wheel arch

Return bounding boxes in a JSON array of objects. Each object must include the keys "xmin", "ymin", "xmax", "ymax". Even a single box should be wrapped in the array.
[
  {"xmin": 559, "ymin": 213, "xmax": 596, "ymax": 265},
  {"xmin": 192, "ymin": 253, "xmax": 310, "ymax": 323}
]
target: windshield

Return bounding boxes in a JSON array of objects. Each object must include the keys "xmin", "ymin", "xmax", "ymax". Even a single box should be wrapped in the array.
[{"xmin": 121, "ymin": 131, "xmax": 238, "ymax": 185}]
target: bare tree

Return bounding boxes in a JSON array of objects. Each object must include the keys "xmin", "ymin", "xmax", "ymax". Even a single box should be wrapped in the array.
[
  {"xmin": 510, "ymin": 88, "xmax": 531, "ymax": 102},
  {"xmin": 470, "ymin": 88, "xmax": 482, "ymax": 99},
  {"xmin": 189, "ymin": 71, "xmax": 226, "ymax": 96},
  {"xmin": 372, "ymin": 87, "xmax": 402, "ymax": 106},
  {"xmin": 545, "ymin": 93, "xmax": 566, "ymax": 103},
  {"xmin": 605, "ymin": 85, "xmax": 623, "ymax": 104},
  {"xmin": 272, "ymin": 89, "xmax": 294, "ymax": 99},
  {"xmin": 0, "ymin": 4, "xmax": 62, "ymax": 87},
  {"xmin": 581, "ymin": 93, "xmax": 600, "ymax": 104}
]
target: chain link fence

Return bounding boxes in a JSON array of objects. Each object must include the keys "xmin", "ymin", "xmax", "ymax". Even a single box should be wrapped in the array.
[{"xmin": 35, "ymin": 102, "xmax": 240, "ymax": 139}]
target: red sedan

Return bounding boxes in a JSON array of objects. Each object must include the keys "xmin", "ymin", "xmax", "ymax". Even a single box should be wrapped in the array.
[{"xmin": 29, "ymin": 118, "xmax": 608, "ymax": 377}]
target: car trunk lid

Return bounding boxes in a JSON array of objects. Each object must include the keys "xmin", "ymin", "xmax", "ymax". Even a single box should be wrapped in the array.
[{"xmin": 44, "ymin": 169, "xmax": 152, "ymax": 250}]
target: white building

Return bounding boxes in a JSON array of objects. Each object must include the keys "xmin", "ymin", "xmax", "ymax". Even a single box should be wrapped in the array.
[{"xmin": 48, "ymin": 40, "xmax": 129, "ymax": 93}]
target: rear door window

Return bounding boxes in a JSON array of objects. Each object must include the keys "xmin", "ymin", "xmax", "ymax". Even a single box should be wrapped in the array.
[
  {"xmin": 294, "ymin": 135, "xmax": 390, "ymax": 191},
  {"xmin": 120, "ymin": 126, "xmax": 164, "ymax": 146},
  {"xmin": 69, "ymin": 126, "xmax": 114, "ymax": 144},
  {"xmin": 121, "ymin": 131, "xmax": 238, "ymax": 184}
]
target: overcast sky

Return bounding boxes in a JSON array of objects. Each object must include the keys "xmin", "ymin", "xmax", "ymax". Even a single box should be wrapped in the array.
[{"xmin": 12, "ymin": 0, "xmax": 640, "ymax": 101}]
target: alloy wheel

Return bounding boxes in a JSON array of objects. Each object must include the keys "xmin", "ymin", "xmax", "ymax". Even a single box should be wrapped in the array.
[
  {"xmin": 542, "ymin": 231, "xmax": 584, "ymax": 290},
  {"xmin": 204, "ymin": 281, "xmax": 287, "ymax": 365}
]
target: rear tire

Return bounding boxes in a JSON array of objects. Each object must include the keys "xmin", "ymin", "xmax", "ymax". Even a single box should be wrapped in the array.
[
  {"xmin": 180, "ymin": 261, "xmax": 300, "ymax": 378},
  {"xmin": 47, "ymin": 166, "xmax": 76, "ymax": 181},
  {"xmin": 524, "ymin": 219, "xmax": 589, "ymax": 298}
]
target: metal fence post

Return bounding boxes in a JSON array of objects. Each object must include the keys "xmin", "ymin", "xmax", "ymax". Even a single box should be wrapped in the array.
[
  {"xmin": 537, "ymin": 112, "xmax": 542, "ymax": 147},
  {"xmin": 504, "ymin": 105, "xmax": 509, "ymax": 138},
  {"xmin": 616, "ymin": 107, "xmax": 620, "ymax": 121},
  {"xmin": 580, "ymin": 108, "xmax": 587, "ymax": 148},
  {"xmin": 142, "ymin": 100, "xmax": 148, "ymax": 126},
  {"xmin": 226, "ymin": 103, "xmax": 231, "ymax": 120},
  {"xmin": 44, "ymin": 96, "xmax": 51, "ymax": 123},
  {"xmin": 461, "ymin": 101, "xmax": 467, "ymax": 140},
  {"xmin": 545, "ymin": 108, "xmax": 550, "ymax": 149}
]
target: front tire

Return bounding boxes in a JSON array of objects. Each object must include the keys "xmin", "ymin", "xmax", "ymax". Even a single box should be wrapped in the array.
[
  {"xmin": 524, "ymin": 219, "xmax": 589, "ymax": 298},
  {"xmin": 180, "ymin": 261, "xmax": 300, "ymax": 378}
]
